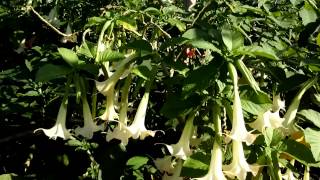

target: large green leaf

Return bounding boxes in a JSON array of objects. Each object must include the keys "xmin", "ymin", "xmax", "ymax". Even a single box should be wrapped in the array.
[
  {"xmin": 182, "ymin": 58, "xmax": 224, "ymax": 97},
  {"xmin": 182, "ymin": 28, "xmax": 209, "ymax": 40},
  {"xmin": 126, "ymin": 40, "xmax": 153, "ymax": 57},
  {"xmin": 116, "ymin": 16, "xmax": 138, "ymax": 33},
  {"xmin": 167, "ymin": 18, "xmax": 186, "ymax": 32},
  {"xmin": 299, "ymin": 2, "xmax": 317, "ymax": 26},
  {"xmin": 100, "ymin": 50, "xmax": 125, "ymax": 62},
  {"xmin": 35, "ymin": 64, "xmax": 72, "ymax": 82},
  {"xmin": 279, "ymin": 139, "xmax": 316, "ymax": 165},
  {"xmin": 298, "ymin": 109, "xmax": 320, "ymax": 128},
  {"xmin": 58, "ymin": 48, "xmax": 79, "ymax": 67},
  {"xmin": 126, "ymin": 156, "xmax": 149, "ymax": 170},
  {"xmin": 221, "ymin": 27, "xmax": 244, "ymax": 51},
  {"xmin": 305, "ymin": 128, "xmax": 320, "ymax": 161},
  {"xmin": 181, "ymin": 152, "xmax": 209, "ymax": 177}
]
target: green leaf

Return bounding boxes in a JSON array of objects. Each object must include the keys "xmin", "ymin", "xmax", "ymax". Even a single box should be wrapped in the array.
[
  {"xmin": 36, "ymin": 64, "xmax": 72, "ymax": 82},
  {"xmin": 116, "ymin": 16, "xmax": 138, "ymax": 32},
  {"xmin": 0, "ymin": 173, "xmax": 18, "ymax": 180},
  {"xmin": 143, "ymin": 7, "xmax": 161, "ymax": 15},
  {"xmin": 182, "ymin": 58, "xmax": 223, "ymax": 97},
  {"xmin": 299, "ymin": 2, "xmax": 317, "ymax": 26},
  {"xmin": 241, "ymin": 99, "xmax": 272, "ymax": 115},
  {"xmin": 132, "ymin": 60, "xmax": 152, "ymax": 80},
  {"xmin": 126, "ymin": 40, "xmax": 153, "ymax": 57},
  {"xmin": 58, "ymin": 48, "xmax": 79, "ymax": 67},
  {"xmin": 77, "ymin": 64, "xmax": 99, "ymax": 75},
  {"xmin": 221, "ymin": 27, "xmax": 244, "ymax": 51},
  {"xmin": 298, "ymin": 109, "xmax": 320, "ymax": 128},
  {"xmin": 240, "ymin": 45, "xmax": 279, "ymax": 60},
  {"xmin": 182, "ymin": 28, "xmax": 209, "ymax": 40},
  {"xmin": 100, "ymin": 50, "xmax": 125, "ymax": 62},
  {"xmin": 181, "ymin": 152, "xmax": 209, "ymax": 177},
  {"xmin": 187, "ymin": 40, "xmax": 221, "ymax": 54},
  {"xmin": 264, "ymin": 128, "xmax": 284, "ymax": 147},
  {"xmin": 126, "ymin": 156, "xmax": 149, "ymax": 170},
  {"xmin": 160, "ymin": 93, "xmax": 202, "ymax": 119},
  {"xmin": 167, "ymin": 18, "xmax": 186, "ymax": 32},
  {"xmin": 86, "ymin": 17, "xmax": 106, "ymax": 27},
  {"xmin": 279, "ymin": 138, "xmax": 316, "ymax": 165},
  {"xmin": 316, "ymin": 32, "xmax": 320, "ymax": 47},
  {"xmin": 305, "ymin": 128, "xmax": 320, "ymax": 161}
]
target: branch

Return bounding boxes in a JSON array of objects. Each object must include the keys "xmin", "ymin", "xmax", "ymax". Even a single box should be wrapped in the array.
[{"xmin": 27, "ymin": 6, "xmax": 72, "ymax": 37}]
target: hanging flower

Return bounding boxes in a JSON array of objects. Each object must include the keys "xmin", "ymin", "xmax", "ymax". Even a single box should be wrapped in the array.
[
  {"xmin": 75, "ymin": 96, "xmax": 104, "ymax": 139},
  {"xmin": 223, "ymin": 140, "xmax": 259, "ymax": 180},
  {"xmin": 153, "ymin": 156, "xmax": 175, "ymax": 174},
  {"xmin": 165, "ymin": 114, "xmax": 195, "ymax": 160},
  {"xmin": 227, "ymin": 63, "xmax": 257, "ymax": 145},
  {"xmin": 250, "ymin": 95, "xmax": 285, "ymax": 132},
  {"xmin": 125, "ymin": 91, "xmax": 157, "ymax": 140},
  {"xmin": 106, "ymin": 75, "xmax": 132, "ymax": 145},
  {"xmin": 162, "ymin": 159, "xmax": 183, "ymax": 180},
  {"xmin": 35, "ymin": 100, "xmax": 73, "ymax": 140},
  {"xmin": 282, "ymin": 77, "xmax": 317, "ymax": 134},
  {"xmin": 193, "ymin": 140, "xmax": 226, "ymax": 180},
  {"xmin": 96, "ymin": 54, "xmax": 134, "ymax": 121}
]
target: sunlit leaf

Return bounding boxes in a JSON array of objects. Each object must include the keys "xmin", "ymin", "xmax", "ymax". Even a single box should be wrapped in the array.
[
  {"xmin": 126, "ymin": 156, "xmax": 149, "ymax": 170},
  {"xmin": 298, "ymin": 109, "xmax": 320, "ymax": 128},
  {"xmin": 58, "ymin": 48, "xmax": 79, "ymax": 67},
  {"xmin": 221, "ymin": 27, "xmax": 244, "ymax": 51},
  {"xmin": 36, "ymin": 64, "xmax": 72, "ymax": 82},
  {"xmin": 305, "ymin": 128, "xmax": 320, "ymax": 161},
  {"xmin": 299, "ymin": 2, "xmax": 317, "ymax": 26}
]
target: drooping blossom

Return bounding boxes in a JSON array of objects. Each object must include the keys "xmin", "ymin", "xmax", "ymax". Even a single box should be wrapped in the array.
[
  {"xmin": 35, "ymin": 100, "xmax": 73, "ymax": 140},
  {"xmin": 165, "ymin": 113, "xmax": 195, "ymax": 160},
  {"xmin": 75, "ymin": 96, "xmax": 104, "ymax": 139},
  {"xmin": 223, "ymin": 140, "xmax": 259, "ymax": 180},
  {"xmin": 227, "ymin": 63, "xmax": 257, "ymax": 145}
]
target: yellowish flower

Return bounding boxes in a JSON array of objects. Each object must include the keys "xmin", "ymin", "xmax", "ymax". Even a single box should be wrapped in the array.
[{"xmin": 154, "ymin": 156, "xmax": 175, "ymax": 174}]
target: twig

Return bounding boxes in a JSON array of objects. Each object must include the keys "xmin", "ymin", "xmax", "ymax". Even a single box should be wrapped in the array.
[{"xmin": 27, "ymin": 6, "xmax": 72, "ymax": 37}]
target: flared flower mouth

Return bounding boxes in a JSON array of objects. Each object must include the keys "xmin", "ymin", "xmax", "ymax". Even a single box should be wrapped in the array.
[
  {"xmin": 153, "ymin": 156, "xmax": 175, "ymax": 174},
  {"xmin": 165, "ymin": 114, "xmax": 195, "ymax": 160},
  {"xmin": 75, "ymin": 97, "xmax": 104, "ymax": 139},
  {"xmin": 162, "ymin": 159, "xmax": 183, "ymax": 180},
  {"xmin": 223, "ymin": 140, "xmax": 259, "ymax": 180},
  {"xmin": 106, "ymin": 89, "xmax": 158, "ymax": 144},
  {"xmin": 35, "ymin": 100, "xmax": 73, "ymax": 140},
  {"xmin": 193, "ymin": 140, "xmax": 226, "ymax": 180}
]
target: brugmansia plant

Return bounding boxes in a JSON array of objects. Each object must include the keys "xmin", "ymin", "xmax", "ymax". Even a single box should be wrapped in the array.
[{"xmin": 1, "ymin": 0, "xmax": 320, "ymax": 179}]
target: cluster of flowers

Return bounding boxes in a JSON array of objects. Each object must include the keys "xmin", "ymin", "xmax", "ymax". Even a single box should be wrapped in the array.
[{"xmin": 35, "ymin": 55, "xmax": 316, "ymax": 179}]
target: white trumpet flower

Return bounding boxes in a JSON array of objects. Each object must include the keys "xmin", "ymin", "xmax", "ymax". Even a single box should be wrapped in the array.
[
  {"xmin": 154, "ymin": 156, "xmax": 175, "ymax": 174},
  {"xmin": 250, "ymin": 95, "xmax": 285, "ymax": 132},
  {"xmin": 282, "ymin": 77, "xmax": 317, "ymax": 134},
  {"xmin": 125, "ymin": 91, "xmax": 157, "ymax": 140},
  {"xmin": 162, "ymin": 159, "xmax": 183, "ymax": 180},
  {"xmin": 96, "ymin": 54, "xmax": 134, "ymax": 121},
  {"xmin": 193, "ymin": 140, "xmax": 226, "ymax": 180},
  {"xmin": 35, "ymin": 100, "xmax": 73, "ymax": 140},
  {"xmin": 223, "ymin": 140, "xmax": 259, "ymax": 180},
  {"xmin": 75, "ymin": 97, "xmax": 104, "ymax": 139},
  {"xmin": 228, "ymin": 63, "xmax": 257, "ymax": 145},
  {"xmin": 165, "ymin": 114, "xmax": 195, "ymax": 160}
]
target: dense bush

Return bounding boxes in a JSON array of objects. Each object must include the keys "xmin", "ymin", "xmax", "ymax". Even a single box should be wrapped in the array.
[{"xmin": 1, "ymin": 0, "xmax": 320, "ymax": 179}]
